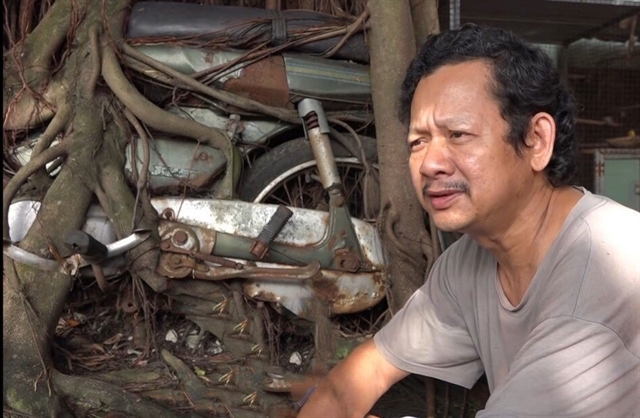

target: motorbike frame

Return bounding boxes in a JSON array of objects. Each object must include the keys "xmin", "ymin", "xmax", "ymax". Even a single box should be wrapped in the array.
[{"xmin": 4, "ymin": 99, "xmax": 387, "ymax": 318}]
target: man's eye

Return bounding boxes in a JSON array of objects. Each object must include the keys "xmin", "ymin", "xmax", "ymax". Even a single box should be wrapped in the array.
[
  {"xmin": 450, "ymin": 131, "xmax": 466, "ymax": 139},
  {"xmin": 409, "ymin": 139, "xmax": 425, "ymax": 150}
]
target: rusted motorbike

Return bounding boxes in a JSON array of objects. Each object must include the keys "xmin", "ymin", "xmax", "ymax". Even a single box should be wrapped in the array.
[{"xmin": 4, "ymin": 1, "xmax": 385, "ymax": 409}]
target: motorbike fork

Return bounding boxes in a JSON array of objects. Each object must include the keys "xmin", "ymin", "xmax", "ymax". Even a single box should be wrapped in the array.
[{"xmin": 297, "ymin": 99, "xmax": 365, "ymax": 272}]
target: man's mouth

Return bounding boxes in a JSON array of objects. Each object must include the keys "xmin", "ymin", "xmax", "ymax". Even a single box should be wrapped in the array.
[{"xmin": 425, "ymin": 189, "xmax": 464, "ymax": 210}]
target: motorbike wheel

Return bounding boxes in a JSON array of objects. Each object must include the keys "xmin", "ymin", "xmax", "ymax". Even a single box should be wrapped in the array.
[{"xmin": 239, "ymin": 137, "xmax": 379, "ymax": 220}]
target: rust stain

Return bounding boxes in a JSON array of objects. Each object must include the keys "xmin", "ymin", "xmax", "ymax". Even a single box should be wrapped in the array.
[
  {"xmin": 223, "ymin": 55, "xmax": 292, "ymax": 109},
  {"xmin": 311, "ymin": 276, "xmax": 342, "ymax": 302},
  {"xmin": 372, "ymin": 271, "xmax": 386, "ymax": 286}
]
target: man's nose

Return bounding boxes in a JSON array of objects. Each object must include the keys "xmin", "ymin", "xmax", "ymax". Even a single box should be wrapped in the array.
[{"xmin": 419, "ymin": 137, "xmax": 453, "ymax": 178}]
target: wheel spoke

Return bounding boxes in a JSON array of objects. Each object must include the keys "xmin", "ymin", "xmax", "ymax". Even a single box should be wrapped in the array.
[{"xmin": 259, "ymin": 162, "xmax": 376, "ymax": 221}]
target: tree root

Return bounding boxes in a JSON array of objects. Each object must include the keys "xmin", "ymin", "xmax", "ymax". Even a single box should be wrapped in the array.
[
  {"xmin": 123, "ymin": 108, "xmax": 152, "ymax": 230},
  {"xmin": 120, "ymin": 42, "xmax": 300, "ymax": 124},
  {"xmin": 84, "ymin": 25, "xmax": 101, "ymax": 100},
  {"xmin": 101, "ymin": 41, "xmax": 237, "ymax": 198},
  {"xmin": 27, "ymin": 102, "xmax": 72, "ymax": 189},
  {"xmin": 102, "ymin": 44, "xmax": 228, "ymax": 151},
  {"xmin": 51, "ymin": 370, "xmax": 202, "ymax": 418},
  {"xmin": 2, "ymin": 140, "xmax": 69, "ymax": 240},
  {"xmin": 3, "ymin": 0, "xmax": 77, "ymax": 130},
  {"xmin": 380, "ymin": 202, "xmax": 428, "ymax": 274},
  {"xmin": 161, "ymin": 348, "xmax": 209, "ymax": 400}
]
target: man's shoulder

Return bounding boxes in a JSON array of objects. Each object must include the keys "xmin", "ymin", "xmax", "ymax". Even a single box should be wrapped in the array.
[
  {"xmin": 551, "ymin": 191, "xmax": 639, "ymax": 267},
  {"xmin": 578, "ymin": 191, "xmax": 640, "ymax": 234},
  {"xmin": 574, "ymin": 192, "xmax": 640, "ymax": 265},
  {"xmin": 561, "ymin": 192, "xmax": 640, "ymax": 356}
]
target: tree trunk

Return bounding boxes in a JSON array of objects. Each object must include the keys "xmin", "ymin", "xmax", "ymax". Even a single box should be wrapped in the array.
[
  {"xmin": 3, "ymin": 1, "xmax": 135, "ymax": 415},
  {"xmin": 410, "ymin": 0, "xmax": 440, "ymax": 46},
  {"xmin": 368, "ymin": 0, "xmax": 429, "ymax": 310}
]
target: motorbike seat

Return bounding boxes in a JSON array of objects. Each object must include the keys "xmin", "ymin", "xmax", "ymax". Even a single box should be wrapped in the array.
[{"xmin": 127, "ymin": 2, "xmax": 369, "ymax": 64}]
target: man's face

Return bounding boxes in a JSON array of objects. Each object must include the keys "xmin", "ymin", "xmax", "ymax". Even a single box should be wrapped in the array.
[{"xmin": 407, "ymin": 60, "xmax": 533, "ymax": 234}]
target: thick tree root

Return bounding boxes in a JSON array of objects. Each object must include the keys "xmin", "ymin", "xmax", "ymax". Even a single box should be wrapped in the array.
[
  {"xmin": 164, "ymin": 279, "xmax": 295, "ymax": 416},
  {"xmin": 51, "ymin": 370, "xmax": 202, "ymax": 418}
]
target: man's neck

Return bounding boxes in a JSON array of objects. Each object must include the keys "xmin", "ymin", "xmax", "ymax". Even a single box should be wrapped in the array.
[{"xmin": 472, "ymin": 185, "xmax": 583, "ymax": 305}]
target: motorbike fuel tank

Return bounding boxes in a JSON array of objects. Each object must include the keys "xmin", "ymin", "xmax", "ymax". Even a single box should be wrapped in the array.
[{"xmin": 124, "ymin": 137, "xmax": 227, "ymax": 194}]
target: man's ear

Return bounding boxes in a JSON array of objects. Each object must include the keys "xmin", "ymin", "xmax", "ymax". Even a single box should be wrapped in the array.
[{"xmin": 526, "ymin": 112, "xmax": 556, "ymax": 173}]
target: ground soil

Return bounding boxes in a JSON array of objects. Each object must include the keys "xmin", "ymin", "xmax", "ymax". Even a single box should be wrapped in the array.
[{"xmin": 5, "ymin": 274, "xmax": 488, "ymax": 418}]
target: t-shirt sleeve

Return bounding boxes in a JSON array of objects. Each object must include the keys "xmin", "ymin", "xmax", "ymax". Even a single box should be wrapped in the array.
[
  {"xmin": 477, "ymin": 316, "xmax": 640, "ymax": 418},
  {"xmin": 374, "ymin": 249, "xmax": 484, "ymax": 389}
]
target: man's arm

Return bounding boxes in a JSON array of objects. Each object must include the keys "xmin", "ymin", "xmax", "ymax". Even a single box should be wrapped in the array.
[{"xmin": 297, "ymin": 338, "xmax": 409, "ymax": 418}]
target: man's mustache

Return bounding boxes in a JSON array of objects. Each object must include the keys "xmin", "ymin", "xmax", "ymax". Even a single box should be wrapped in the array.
[{"xmin": 422, "ymin": 181, "xmax": 470, "ymax": 198}]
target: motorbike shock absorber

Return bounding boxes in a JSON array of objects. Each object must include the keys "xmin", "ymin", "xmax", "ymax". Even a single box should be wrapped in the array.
[{"xmin": 297, "ymin": 98, "xmax": 343, "ymax": 199}]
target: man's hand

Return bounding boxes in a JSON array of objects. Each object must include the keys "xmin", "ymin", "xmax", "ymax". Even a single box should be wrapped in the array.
[{"xmin": 297, "ymin": 338, "xmax": 408, "ymax": 417}]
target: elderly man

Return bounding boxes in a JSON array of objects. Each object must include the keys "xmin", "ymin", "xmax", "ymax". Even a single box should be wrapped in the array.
[{"xmin": 298, "ymin": 25, "xmax": 640, "ymax": 417}]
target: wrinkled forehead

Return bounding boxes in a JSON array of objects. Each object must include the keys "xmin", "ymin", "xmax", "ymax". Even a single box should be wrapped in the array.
[{"xmin": 409, "ymin": 61, "xmax": 500, "ymax": 125}]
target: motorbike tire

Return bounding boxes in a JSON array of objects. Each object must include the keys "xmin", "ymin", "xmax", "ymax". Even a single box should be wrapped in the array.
[{"xmin": 239, "ymin": 137, "xmax": 378, "ymax": 219}]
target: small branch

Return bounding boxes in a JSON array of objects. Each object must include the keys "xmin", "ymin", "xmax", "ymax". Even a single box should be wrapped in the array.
[
  {"xmin": 123, "ymin": 109, "xmax": 150, "ymax": 192},
  {"xmin": 328, "ymin": 120, "xmax": 371, "ymax": 172},
  {"xmin": 18, "ymin": 0, "xmax": 36, "ymax": 40},
  {"xmin": 322, "ymin": 8, "xmax": 369, "ymax": 59},
  {"xmin": 123, "ymin": 108, "xmax": 150, "ymax": 230},
  {"xmin": 3, "ymin": 141, "xmax": 69, "ymax": 241}
]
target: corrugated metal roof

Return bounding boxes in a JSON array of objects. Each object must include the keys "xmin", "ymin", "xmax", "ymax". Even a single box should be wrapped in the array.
[{"xmin": 452, "ymin": 0, "xmax": 639, "ymax": 44}]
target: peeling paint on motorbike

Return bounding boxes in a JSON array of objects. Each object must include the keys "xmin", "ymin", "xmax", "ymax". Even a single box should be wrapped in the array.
[
  {"xmin": 223, "ymin": 55, "xmax": 291, "ymax": 108},
  {"xmin": 166, "ymin": 106, "xmax": 292, "ymax": 146},
  {"xmin": 150, "ymin": 198, "xmax": 386, "ymax": 268},
  {"xmin": 8, "ymin": 197, "xmax": 388, "ymax": 317},
  {"xmin": 243, "ymin": 269, "xmax": 385, "ymax": 317},
  {"xmin": 134, "ymin": 45, "xmax": 245, "ymax": 83},
  {"xmin": 124, "ymin": 137, "xmax": 226, "ymax": 193}
]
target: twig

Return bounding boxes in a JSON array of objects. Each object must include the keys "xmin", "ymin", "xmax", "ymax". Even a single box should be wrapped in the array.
[
  {"xmin": 123, "ymin": 108, "xmax": 150, "ymax": 230},
  {"xmin": 91, "ymin": 264, "xmax": 112, "ymax": 293},
  {"xmin": 328, "ymin": 119, "xmax": 371, "ymax": 172},
  {"xmin": 322, "ymin": 8, "xmax": 369, "ymax": 58}
]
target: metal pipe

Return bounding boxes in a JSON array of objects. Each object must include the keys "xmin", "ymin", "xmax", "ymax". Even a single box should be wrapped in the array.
[{"xmin": 298, "ymin": 98, "xmax": 342, "ymax": 190}]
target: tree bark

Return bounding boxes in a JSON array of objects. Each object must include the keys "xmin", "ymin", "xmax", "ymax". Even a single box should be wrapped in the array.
[
  {"xmin": 410, "ymin": 0, "xmax": 440, "ymax": 46},
  {"xmin": 3, "ymin": 1, "xmax": 133, "ymax": 415},
  {"xmin": 368, "ymin": 0, "xmax": 429, "ymax": 310}
]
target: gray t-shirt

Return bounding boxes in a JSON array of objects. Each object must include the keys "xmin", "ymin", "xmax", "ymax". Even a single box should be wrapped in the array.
[{"xmin": 375, "ymin": 191, "xmax": 640, "ymax": 417}]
